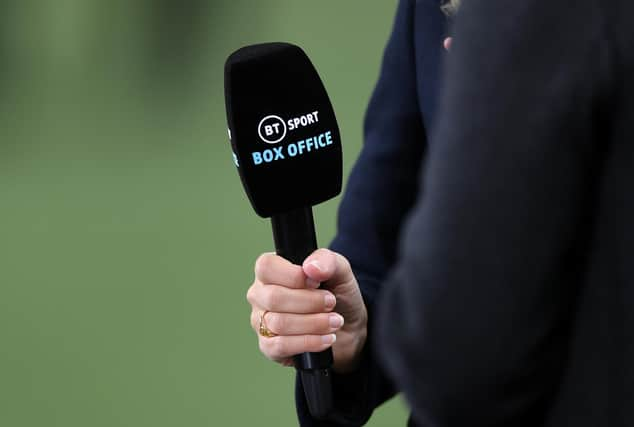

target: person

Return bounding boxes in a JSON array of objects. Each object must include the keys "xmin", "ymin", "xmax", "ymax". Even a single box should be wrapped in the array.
[
  {"xmin": 247, "ymin": 0, "xmax": 452, "ymax": 425},
  {"xmin": 376, "ymin": 0, "xmax": 634, "ymax": 425},
  {"xmin": 254, "ymin": 0, "xmax": 634, "ymax": 425}
]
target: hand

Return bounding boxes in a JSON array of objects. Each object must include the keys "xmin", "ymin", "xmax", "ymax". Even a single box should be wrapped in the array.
[
  {"xmin": 444, "ymin": 37, "xmax": 452, "ymax": 51},
  {"xmin": 247, "ymin": 248, "xmax": 368, "ymax": 373}
]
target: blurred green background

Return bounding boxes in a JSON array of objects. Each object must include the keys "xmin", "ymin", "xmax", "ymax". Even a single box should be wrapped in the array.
[{"xmin": 0, "ymin": 1, "xmax": 407, "ymax": 425}]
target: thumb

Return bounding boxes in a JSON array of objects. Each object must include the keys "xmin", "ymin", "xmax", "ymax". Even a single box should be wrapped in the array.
[{"xmin": 302, "ymin": 249, "xmax": 354, "ymax": 288}]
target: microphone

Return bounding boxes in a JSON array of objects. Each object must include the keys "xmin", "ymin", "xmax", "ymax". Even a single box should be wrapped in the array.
[{"xmin": 224, "ymin": 43, "xmax": 342, "ymax": 419}]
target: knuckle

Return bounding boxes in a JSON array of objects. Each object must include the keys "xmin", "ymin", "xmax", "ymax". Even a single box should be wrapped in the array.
[
  {"xmin": 258, "ymin": 338, "xmax": 269, "ymax": 355},
  {"xmin": 259, "ymin": 336, "xmax": 284, "ymax": 359},
  {"xmin": 254, "ymin": 253, "xmax": 272, "ymax": 278},
  {"xmin": 270, "ymin": 337, "xmax": 286, "ymax": 358},
  {"xmin": 314, "ymin": 248, "xmax": 330, "ymax": 259},
  {"xmin": 250, "ymin": 310, "xmax": 259, "ymax": 330},
  {"xmin": 246, "ymin": 285, "xmax": 256, "ymax": 305},
  {"xmin": 338, "ymin": 254, "xmax": 352, "ymax": 272},
  {"xmin": 335, "ymin": 253, "xmax": 354, "ymax": 284}
]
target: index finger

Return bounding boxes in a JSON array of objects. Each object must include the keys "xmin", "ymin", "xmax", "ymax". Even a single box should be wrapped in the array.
[{"xmin": 255, "ymin": 253, "xmax": 318, "ymax": 289}]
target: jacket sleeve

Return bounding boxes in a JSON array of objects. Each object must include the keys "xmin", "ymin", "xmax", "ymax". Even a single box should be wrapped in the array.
[
  {"xmin": 376, "ymin": 0, "xmax": 610, "ymax": 425},
  {"xmin": 295, "ymin": 0, "xmax": 429, "ymax": 425}
]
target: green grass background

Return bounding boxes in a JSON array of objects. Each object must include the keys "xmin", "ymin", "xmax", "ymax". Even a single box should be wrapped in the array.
[{"xmin": 0, "ymin": 1, "xmax": 408, "ymax": 425}]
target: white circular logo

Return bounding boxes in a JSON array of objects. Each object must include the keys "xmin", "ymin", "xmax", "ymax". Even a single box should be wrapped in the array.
[{"xmin": 258, "ymin": 115, "xmax": 287, "ymax": 144}]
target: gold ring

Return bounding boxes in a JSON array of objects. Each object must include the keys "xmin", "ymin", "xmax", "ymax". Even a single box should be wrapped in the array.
[{"xmin": 259, "ymin": 310, "xmax": 277, "ymax": 338}]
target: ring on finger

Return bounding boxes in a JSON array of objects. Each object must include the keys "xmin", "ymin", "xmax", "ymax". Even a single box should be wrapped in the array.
[{"xmin": 259, "ymin": 310, "xmax": 277, "ymax": 338}]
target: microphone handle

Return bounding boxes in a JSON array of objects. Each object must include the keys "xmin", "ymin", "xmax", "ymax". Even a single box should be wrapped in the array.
[{"xmin": 271, "ymin": 207, "xmax": 334, "ymax": 419}]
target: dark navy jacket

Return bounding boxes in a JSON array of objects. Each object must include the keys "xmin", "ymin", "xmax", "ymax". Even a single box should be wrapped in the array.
[
  {"xmin": 305, "ymin": 0, "xmax": 634, "ymax": 425},
  {"xmin": 296, "ymin": 0, "xmax": 447, "ymax": 425}
]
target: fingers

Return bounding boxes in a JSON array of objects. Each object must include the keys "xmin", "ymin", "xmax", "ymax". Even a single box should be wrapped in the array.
[
  {"xmin": 250, "ymin": 310, "xmax": 344, "ymax": 336},
  {"xmin": 250, "ymin": 308, "xmax": 342, "ymax": 364},
  {"xmin": 302, "ymin": 248, "xmax": 354, "ymax": 286},
  {"xmin": 247, "ymin": 283, "xmax": 336, "ymax": 314},
  {"xmin": 248, "ymin": 251, "xmax": 351, "ymax": 366},
  {"xmin": 255, "ymin": 253, "xmax": 319, "ymax": 289},
  {"xmin": 259, "ymin": 333, "xmax": 337, "ymax": 362}
]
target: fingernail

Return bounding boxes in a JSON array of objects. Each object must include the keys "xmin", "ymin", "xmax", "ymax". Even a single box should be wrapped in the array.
[
  {"xmin": 322, "ymin": 334, "xmax": 336, "ymax": 344},
  {"xmin": 306, "ymin": 277, "xmax": 320, "ymax": 289},
  {"xmin": 324, "ymin": 293, "xmax": 336, "ymax": 309},
  {"xmin": 329, "ymin": 314, "xmax": 344, "ymax": 328},
  {"xmin": 309, "ymin": 260, "xmax": 324, "ymax": 273}
]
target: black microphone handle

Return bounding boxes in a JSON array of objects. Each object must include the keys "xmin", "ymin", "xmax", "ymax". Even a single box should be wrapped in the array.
[{"xmin": 271, "ymin": 207, "xmax": 334, "ymax": 419}]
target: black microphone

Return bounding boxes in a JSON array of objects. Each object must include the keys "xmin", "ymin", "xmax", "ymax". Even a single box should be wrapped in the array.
[{"xmin": 224, "ymin": 43, "xmax": 342, "ymax": 419}]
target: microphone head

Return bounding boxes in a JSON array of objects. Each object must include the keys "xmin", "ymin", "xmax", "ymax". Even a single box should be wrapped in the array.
[{"xmin": 224, "ymin": 43, "xmax": 342, "ymax": 218}]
